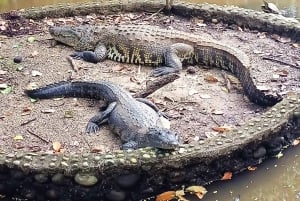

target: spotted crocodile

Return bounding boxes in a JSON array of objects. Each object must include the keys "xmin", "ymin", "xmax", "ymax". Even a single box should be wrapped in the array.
[
  {"xmin": 1, "ymin": 1, "xmax": 300, "ymax": 201},
  {"xmin": 25, "ymin": 81, "xmax": 179, "ymax": 150},
  {"xmin": 49, "ymin": 24, "xmax": 282, "ymax": 106}
]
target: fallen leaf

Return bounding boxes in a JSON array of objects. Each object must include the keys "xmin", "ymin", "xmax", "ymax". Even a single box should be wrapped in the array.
[
  {"xmin": 275, "ymin": 151, "xmax": 283, "ymax": 159},
  {"xmin": 27, "ymin": 36, "xmax": 35, "ymax": 43},
  {"xmin": 0, "ymin": 86, "xmax": 13, "ymax": 94},
  {"xmin": 256, "ymin": 85, "xmax": 270, "ymax": 91},
  {"xmin": 160, "ymin": 116, "xmax": 170, "ymax": 129},
  {"xmin": 211, "ymin": 109, "xmax": 224, "ymax": 115},
  {"xmin": 31, "ymin": 70, "xmax": 42, "ymax": 77},
  {"xmin": 292, "ymin": 43, "xmax": 299, "ymax": 48},
  {"xmin": 221, "ymin": 172, "xmax": 232, "ymax": 180},
  {"xmin": 204, "ymin": 74, "xmax": 218, "ymax": 83},
  {"xmin": 64, "ymin": 110, "xmax": 74, "ymax": 118},
  {"xmin": 185, "ymin": 186, "xmax": 207, "ymax": 199},
  {"xmin": 188, "ymin": 88, "xmax": 198, "ymax": 95},
  {"xmin": 91, "ymin": 146, "xmax": 104, "ymax": 153},
  {"xmin": 112, "ymin": 65, "xmax": 125, "ymax": 71},
  {"xmin": 247, "ymin": 166, "xmax": 257, "ymax": 171},
  {"xmin": 52, "ymin": 141, "xmax": 61, "ymax": 152},
  {"xmin": 41, "ymin": 109, "xmax": 56, "ymax": 113},
  {"xmin": 276, "ymin": 69, "xmax": 289, "ymax": 77},
  {"xmin": 292, "ymin": 139, "xmax": 299, "ymax": 146},
  {"xmin": 26, "ymin": 82, "xmax": 38, "ymax": 90},
  {"xmin": 212, "ymin": 126, "xmax": 231, "ymax": 133},
  {"xmin": 14, "ymin": 135, "xmax": 23, "ymax": 140},
  {"xmin": 0, "ymin": 70, "xmax": 7, "ymax": 75},
  {"xmin": 22, "ymin": 106, "xmax": 32, "ymax": 112},
  {"xmin": 30, "ymin": 50, "xmax": 39, "ymax": 57},
  {"xmin": 199, "ymin": 94, "xmax": 211, "ymax": 99},
  {"xmin": 156, "ymin": 191, "xmax": 176, "ymax": 201}
]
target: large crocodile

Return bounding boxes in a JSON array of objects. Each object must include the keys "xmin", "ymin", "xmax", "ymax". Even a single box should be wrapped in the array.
[
  {"xmin": 25, "ymin": 81, "xmax": 179, "ymax": 150},
  {"xmin": 49, "ymin": 24, "xmax": 282, "ymax": 106},
  {"xmin": 1, "ymin": 1, "xmax": 300, "ymax": 200}
]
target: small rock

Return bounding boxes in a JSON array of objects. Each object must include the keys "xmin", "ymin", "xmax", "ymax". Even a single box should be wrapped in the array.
[
  {"xmin": 13, "ymin": 56, "xmax": 22, "ymax": 63},
  {"xmin": 31, "ymin": 70, "xmax": 42, "ymax": 77},
  {"xmin": 212, "ymin": 18, "xmax": 218, "ymax": 24},
  {"xmin": 253, "ymin": 146, "xmax": 267, "ymax": 158}
]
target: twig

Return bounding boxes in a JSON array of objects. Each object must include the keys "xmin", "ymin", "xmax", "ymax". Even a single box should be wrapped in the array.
[
  {"xmin": 141, "ymin": 7, "xmax": 164, "ymax": 21},
  {"xmin": 66, "ymin": 56, "xmax": 78, "ymax": 72},
  {"xmin": 134, "ymin": 73, "xmax": 180, "ymax": 98},
  {"xmin": 262, "ymin": 56, "xmax": 300, "ymax": 69},
  {"xmin": 209, "ymin": 114, "xmax": 221, "ymax": 126},
  {"xmin": 26, "ymin": 129, "xmax": 49, "ymax": 143},
  {"xmin": 20, "ymin": 118, "xmax": 36, "ymax": 126}
]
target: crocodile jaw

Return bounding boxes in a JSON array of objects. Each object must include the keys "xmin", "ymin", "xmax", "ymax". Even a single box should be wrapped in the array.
[
  {"xmin": 49, "ymin": 26, "xmax": 82, "ymax": 48},
  {"xmin": 147, "ymin": 127, "xmax": 180, "ymax": 150}
]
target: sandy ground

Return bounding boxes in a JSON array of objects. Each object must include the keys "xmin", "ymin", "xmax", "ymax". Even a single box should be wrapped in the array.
[{"xmin": 0, "ymin": 12, "xmax": 299, "ymax": 153}]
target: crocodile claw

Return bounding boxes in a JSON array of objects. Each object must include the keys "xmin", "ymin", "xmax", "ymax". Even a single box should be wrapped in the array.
[
  {"xmin": 150, "ymin": 67, "xmax": 178, "ymax": 77},
  {"xmin": 85, "ymin": 122, "xmax": 100, "ymax": 134},
  {"xmin": 70, "ymin": 52, "xmax": 84, "ymax": 60}
]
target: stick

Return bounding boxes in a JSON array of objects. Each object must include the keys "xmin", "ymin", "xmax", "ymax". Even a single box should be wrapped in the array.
[
  {"xmin": 66, "ymin": 56, "xmax": 78, "ymax": 72},
  {"xmin": 20, "ymin": 118, "xmax": 36, "ymax": 126},
  {"xmin": 134, "ymin": 73, "xmax": 180, "ymax": 98},
  {"xmin": 262, "ymin": 56, "xmax": 300, "ymax": 69},
  {"xmin": 27, "ymin": 129, "xmax": 49, "ymax": 143}
]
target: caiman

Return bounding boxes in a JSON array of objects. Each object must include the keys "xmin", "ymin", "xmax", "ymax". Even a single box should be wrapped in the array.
[
  {"xmin": 49, "ymin": 24, "xmax": 282, "ymax": 106},
  {"xmin": 25, "ymin": 81, "xmax": 179, "ymax": 150}
]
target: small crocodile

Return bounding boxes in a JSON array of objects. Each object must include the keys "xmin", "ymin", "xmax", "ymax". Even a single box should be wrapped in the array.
[
  {"xmin": 49, "ymin": 24, "xmax": 282, "ymax": 106},
  {"xmin": 25, "ymin": 81, "xmax": 179, "ymax": 150}
]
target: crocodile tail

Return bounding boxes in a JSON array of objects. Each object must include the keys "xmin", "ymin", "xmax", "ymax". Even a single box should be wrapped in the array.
[
  {"xmin": 25, "ymin": 81, "xmax": 118, "ymax": 101},
  {"xmin": 195, "ymin": 42, "xmax": 282, "ymax": 106}
]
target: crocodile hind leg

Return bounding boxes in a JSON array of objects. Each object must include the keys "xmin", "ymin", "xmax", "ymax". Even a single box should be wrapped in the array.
[
  {"xmin": 86, "ymin": 102, "xmax": 117, "ymax": 133},
  {"xmin": 70, "ymin": 44, "xmax": 107, "ymax": 64},
  {"xmin": 151, "ymin": 43, "xmax": 194, "ymax": 77}
]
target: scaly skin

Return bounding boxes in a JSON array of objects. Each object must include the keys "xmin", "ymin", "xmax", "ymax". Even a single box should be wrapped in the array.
[
  {"xmin": 49, "ymin": 25, "xmax": 282, "ymax": 106},
  {"xmin": 25, "ymin": 81, "xmax": 179, "ymax": 150},
  {"xmin": 0, "ymin": 1, "xmax": 299, "ymax": 200}
]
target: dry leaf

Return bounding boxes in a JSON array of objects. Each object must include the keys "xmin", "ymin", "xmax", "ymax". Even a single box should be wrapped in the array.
[
  {"xmin": 221, "ymin": 172, "xmax": 232, "ymax": 180},
  {"xmin": 204, "ymin": 74, "xmax": 218, "ymax": 83},
  {"xmin": 185, "ymin": 186, "xmax": 207, "ymax": 199},
  {"xmin": 91, "ymin": 146, "xmax": 104, "ymax": 153},
  {"xmin": 14, "ymin": 135, "xmax": 23, "ymax": 140},
  {"xmin": 26, "ymin": 82, "xmax": 38, "ymax": 90},
  {"xmin": 211, "ymin": 109, "xmax": 224, "ymax": 115},
  {"xmin": 52, "ymin": 141, "xmax": 62, "ymax": 152},
  {"xmin": 292, "ymin": 139, "xmax": 299, "ymax": 146},
  {"xmin": 156, "ymin": 191, "xmax": 176, "ymax": 201},
  {"xmin": 199, "ymin": 94, "xmax": 211, "ymax": 99},
  {"xmin": 292, "ymin": 43, "xmax": 299, "ymax": 48},
  {"xmin": 112, "ymin": 65, "xmax": 125, "ymax": 71},
  {"xmin": 256, "ymin": 85, "xmax": 270, "ymax": 91},
  {"xmin": 247, "ymin": 166, "xmax": 257, "ymax": 171},
  {"xmin": 188, "ymin": 88, "xmax": 198, "ymax": 95},
  {"xmin": 212, "ymin": 126, "xmax": 231, "ymax": 133},
  {"xmin": 277, "ymin": 69, "xmax": 289, "ymax": 77},
  {"xmin": 0, "ymin": 83, "xmax": 8, "ymax": 89},
  {"xmin": 31, "ymin": 70, "xmax": 42, "ymax": 77},
  {"xmin": 41, "ymin": 109, "xmax": 56, "ymax": 113},
  {"xmin": 30, "ymin": 50, "xmax": 39, "ymax": 57}
]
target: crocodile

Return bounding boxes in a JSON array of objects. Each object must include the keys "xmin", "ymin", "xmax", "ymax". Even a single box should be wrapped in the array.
[
  {"xmin": 1, "ymin": 1, "xmax": 300, "ymax": 200},
  {"xmin": 25, "ymin": 81, "xmax": 179, "ymax": 150},
  {"xmin": 49, "ymin": 24, "xmax": 282, "ymax": 106}
]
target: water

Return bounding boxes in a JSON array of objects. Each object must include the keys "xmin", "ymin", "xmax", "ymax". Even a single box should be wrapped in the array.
[
  {"xmin": 0, "ymin": 0, "xmax": 299, "ymax": 17},
  {"xmin": 0, "ymin": 0, "xmax": 300, "ymax": 200}
]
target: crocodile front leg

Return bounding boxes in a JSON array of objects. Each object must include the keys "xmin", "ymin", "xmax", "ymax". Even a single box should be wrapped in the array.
[
  {"xmin": 151, "ymin": 43, "xmax": 194, "ymax": 77},
  {"xmin": 71, "ymin": 43, "xmax": 107, "ymax": 64},
  {"xmin": 86, "ymin": 102, "xmax": 117, "ymax": 133}
]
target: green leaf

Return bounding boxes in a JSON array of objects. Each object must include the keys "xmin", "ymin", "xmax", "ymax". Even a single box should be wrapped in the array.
[
  {"xmin": 16, "ymin": 65, "xmax": 24, "ymax": 71},
  {"xmin": 27, "ymin": 36, "xmax": 35, "ymax": 43},
  {"xmin": 0, "ymin": 86, "xmax": 13, "ymax": 94}
]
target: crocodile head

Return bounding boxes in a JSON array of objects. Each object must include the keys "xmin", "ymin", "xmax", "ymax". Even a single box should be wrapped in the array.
[
  {"xmin": 49, "ymin": 26, "xmax": 82, "ymax": 47},
  {"xmin": 147, "ymin": 127, "xmax": 180, "ymax": 150}
]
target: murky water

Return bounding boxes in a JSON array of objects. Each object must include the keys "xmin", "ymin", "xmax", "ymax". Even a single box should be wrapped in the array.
[
  {"xmin": 201, "ymin": 145, "xmax": 300, "ymax": 201},
  {"xmin": 0, "ymin": 0, "xmax": 299, "ymax": 17},
  {"xmin": 0, "ymin": 0, "xmax": 300, "ymax": 200}
]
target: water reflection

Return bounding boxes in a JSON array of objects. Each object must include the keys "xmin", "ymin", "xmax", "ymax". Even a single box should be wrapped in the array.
[{"xmin": 201, "ymin": 145, "xmax": 300, "ymax": 201}]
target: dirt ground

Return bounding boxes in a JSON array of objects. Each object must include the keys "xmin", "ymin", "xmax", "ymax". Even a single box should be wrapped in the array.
[{"xmin": 0, "ymin": 12, "xmax": 299, "ymax": 153}]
